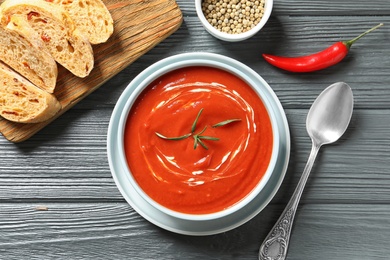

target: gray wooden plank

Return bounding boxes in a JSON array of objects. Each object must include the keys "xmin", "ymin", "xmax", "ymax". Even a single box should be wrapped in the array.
[
  {"xmin": 176, "ymin": 0, "xmax": 390, "ymax": 16},
  {"xmin": 69, "ymin": 15, "xmax": 390, "ymax": 110},
  {"xmin": 0, "ymin": 203, "xmax": 389, "ymax": 259},
  {"xmin": 1, "ymin": 109, "xmax": 389, "ymax": 203}
]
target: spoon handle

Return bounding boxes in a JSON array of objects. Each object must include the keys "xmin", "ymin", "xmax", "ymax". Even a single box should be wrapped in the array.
[{"xmin": 259, "ymin": 142, "xmax": 320, "ymax": 260}]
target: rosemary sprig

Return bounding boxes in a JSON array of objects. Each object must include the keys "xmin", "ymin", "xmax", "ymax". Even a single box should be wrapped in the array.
[
  {"xmin": 191, "ymin": 108, "xmax": 203, "ymax": 133},
  {"xmin": 212, "ymin": 118, "xmax": 241, "ymax": 128},
  {"xmin": 192, "ymin": 126, "xmax": 220, "ymax": 150},
  {"xmin": 155, "ymin": 132, "xmax": 191, "ymax": 140},
  {"xmin": 155, "ymin": 108, "xmax": 240, "ymax": 150}
]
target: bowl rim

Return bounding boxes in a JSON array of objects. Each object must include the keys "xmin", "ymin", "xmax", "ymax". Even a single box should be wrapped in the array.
[
  {"xmin": 115, "ymin": 52, "xmax": 280, "ymax": 221},
  {"xmin": 194, "ymin": 0, "xmax": 274, "ymax": 42}
]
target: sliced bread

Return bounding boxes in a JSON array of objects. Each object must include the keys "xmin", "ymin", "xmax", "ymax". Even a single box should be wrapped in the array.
[
  {"xmin": 0, "ymin": 61, "xmax": 61, "ymax": 123},
  {"xmin": 0, "ymin": 14, "xmax": 58, "ymax": 93},
  {"xmin": 1, "ymin": 0, "xmax": 94, "ymax": 78},
  {"xmin": 47, "ymin": 0, "xmax": 114, "ymax": 44}
]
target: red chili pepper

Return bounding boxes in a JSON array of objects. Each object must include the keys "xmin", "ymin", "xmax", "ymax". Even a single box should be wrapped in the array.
[{"xmin": 262, "ymin": 23, "xmax": 383, "ymax": 73}]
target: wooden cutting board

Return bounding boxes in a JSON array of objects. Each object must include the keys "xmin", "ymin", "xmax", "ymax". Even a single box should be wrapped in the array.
[{"xmin": 0, "ymin": 0, "xmax": 183, "ymax": 142}]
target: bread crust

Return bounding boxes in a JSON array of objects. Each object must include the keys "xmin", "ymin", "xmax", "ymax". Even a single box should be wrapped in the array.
[
  {"xmin": 49, "ymin": 0, "xmax": 114, "ymax": 44},
  {"xmin": 0, "ymin": 14, "xmax": 58, "ymax": 93},
  {"xmin": 1, "ymin": 0, "xmax": 94, "ymax": 78},
  {"xmin": 0, "ymin": 61, "xmax": 61, "ymax": 123}
]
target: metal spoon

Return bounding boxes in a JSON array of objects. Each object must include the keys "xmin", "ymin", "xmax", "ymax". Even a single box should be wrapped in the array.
[{"xmin": 258, "ymin": 82, "xmax": 354, "ymax": 260}]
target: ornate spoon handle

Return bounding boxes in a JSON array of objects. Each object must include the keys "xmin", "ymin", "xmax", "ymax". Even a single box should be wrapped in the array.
[{"xmin": 259, "ymin": 143, "xmax": 320, "ymax": 260}]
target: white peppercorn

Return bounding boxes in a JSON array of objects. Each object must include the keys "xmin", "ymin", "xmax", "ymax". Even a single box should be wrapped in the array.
[{"xmin": 202, "ymin": 0, "xmax": 265, "ymax": 34}]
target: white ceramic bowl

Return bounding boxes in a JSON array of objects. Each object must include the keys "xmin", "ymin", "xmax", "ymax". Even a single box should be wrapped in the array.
[
  {"xmin": 107, "ymin": 52, "xmax": 290, "ymax": 235},
  {"xmin": 195, "ymin": 0, "xmax": 273, "ymax": 42}
]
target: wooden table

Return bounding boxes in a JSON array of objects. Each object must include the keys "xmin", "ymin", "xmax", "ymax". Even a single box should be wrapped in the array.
[{"xmin": 1, "ymin": 0, "xmax": 389, "ymax": 259}]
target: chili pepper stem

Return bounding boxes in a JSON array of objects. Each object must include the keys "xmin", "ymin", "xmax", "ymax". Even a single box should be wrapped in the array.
[{"xmin": 344, "ymin": 23, "xmax": 384, "ymax": 49}]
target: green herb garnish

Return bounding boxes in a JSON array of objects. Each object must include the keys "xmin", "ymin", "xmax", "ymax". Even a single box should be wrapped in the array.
[
  {"xmin": 212, "ymin": 118, "xmax": 241, "ymax": 128},
  {"xmin": 192, "ymin": 126, "xmax": 220, "ymax": 150},
  {"xmin": 155, "ymin": 132, "xmax": 191, "ymax": 140},
  {"xmin": 191, "ymin": 108, "xmax": 203, "ymax": 133},
  {"xmin": 155, "ymin": 108, "xmax": 240, "ymax": 150}
]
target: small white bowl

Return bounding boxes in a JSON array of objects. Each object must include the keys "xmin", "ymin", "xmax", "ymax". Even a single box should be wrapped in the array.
[
  {"xmin": 195, "ymin": 0, "xmax": 273, "ymax": 42},
  {"xmin": 107, "ymin": 53, "xmax": 290, "ymax": 235}
]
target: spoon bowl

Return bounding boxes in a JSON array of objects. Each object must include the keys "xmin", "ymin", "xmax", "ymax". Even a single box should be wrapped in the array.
[
  {"xmin": 259, "ymin": 82, "xmax": 354, "ymax": 260},
  {"xmin": 307, "ymin": 82, "xmax": 354, "ymax": 146}
]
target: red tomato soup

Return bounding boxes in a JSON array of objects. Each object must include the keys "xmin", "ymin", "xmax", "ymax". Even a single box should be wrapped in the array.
[{"xmin": 124, "ymin": 66, "xmax": 273, "ymax": 214}]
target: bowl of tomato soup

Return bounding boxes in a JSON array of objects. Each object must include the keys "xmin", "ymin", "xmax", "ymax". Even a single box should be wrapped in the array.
[{"xmin": 108, "ymin": 53, "xmax": 290, "ymax": 235}]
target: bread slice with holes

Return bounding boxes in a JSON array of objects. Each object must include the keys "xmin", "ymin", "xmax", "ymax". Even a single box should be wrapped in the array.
[
  {"xmin": 1, "ymin": 0, "xmax": 94, "ymax": 78},
  {"xmin": 0, "ymin": 14, "xmax": 58, "ymax": 93},
  {"xmin": 0, "ymin": 61, "xmax": 61, "ymax": 123},
  {"xmin": 47, "ymin": 0, "xmax": 114, "ymax": 44}
]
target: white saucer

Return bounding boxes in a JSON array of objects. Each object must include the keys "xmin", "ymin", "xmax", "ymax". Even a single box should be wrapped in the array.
[{"xmin": 107, "ymin": 53, "xmax": 290, "ymax": 236}]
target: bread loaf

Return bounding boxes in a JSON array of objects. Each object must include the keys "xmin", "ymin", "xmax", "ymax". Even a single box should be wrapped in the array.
[
  {"xmin": 0, "ymin": 61, "xmax": 61, "ymax": 123},
  {"xmin": 1, "ymin": 0, "xmax": 94, "ymax": 78},
  {"xmin": 47, "ymin": 0, "xmax": 113, "ymax": 44},
  {"xmin": 0, "ymin": 14, "xmax": 58, "ymax": 93}
]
